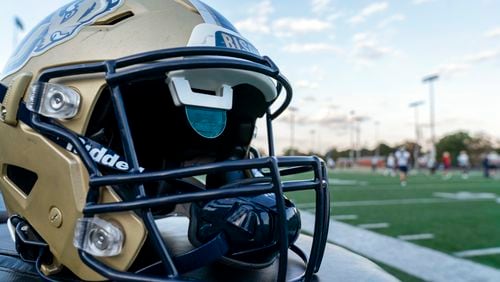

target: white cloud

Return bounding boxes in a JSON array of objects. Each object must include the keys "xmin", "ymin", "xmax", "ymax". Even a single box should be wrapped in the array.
[
  {"xmin": 316, "ymin": 115, "xmax": 349, "ymax": 126},
  {"xmin": 349, "ymin": 2, "xmax": 388, "ymax": 24},
  {"xmin": 413, "ymin": 0, "xmax": 435, "ymax": 4},
  {"xmin": 276, "ymin": 111, "xmax": 310, "ymax": 125},
  {"xmin": 273, "ymin": 18, "xmax": 332, "ymax": 36},
  {"xmin": 236, "ymin": 19, "xmax": 271, "ymax": 34},
  {"xmin": 308, "ymin": 65, "xmax": 328, "ymax": 80},
  {"xmin": 236, "ymin": 1, "xmax": 333, "ymax": 37},
  {"xmin": 310, "ymin": 0, "xmax": 342, "ymax": 21},
  {"xmin": 464, "ymin": 50, "xmax": 500, "ymax": 63},
  {"xmin": 484, "ymin": 27, "xmax": 500, "ymax": 38},
  {"xmin": 311, "ymin": 0, "xmax": 331, "ymax": 14},
  {"xmin": 283, "ymin": 43, "xmax": 342, "ymax": 54},
  {"xmin": 433, "ymin": 48, "xmax": 500, "ymax": 78},
  {"xmin": 377, "ymin": 14, "xmax": 406, "ymax": 28},
  {"xmin": 295, "ymin": 80, "xmax": 320, "ymax": 90},
  {"xmin": 436, "ymin": 63, "xmax": 470, "ymax": 77},
  {"xmin": 250, "ymin": 0, "xmax": 274, "ymax": 18},
  {"xmin": 235, "ymin": 0, "xmax": 274, "ymax": 34},
  {"xmin": 351, "ymin": 33, "xmax": 398, "ymax": 63}
]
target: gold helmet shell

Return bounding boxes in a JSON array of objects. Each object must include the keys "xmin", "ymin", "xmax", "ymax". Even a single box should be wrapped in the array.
[{"xmin": 0, "ymin": 1, "xmax": 330, "ymax": 281}]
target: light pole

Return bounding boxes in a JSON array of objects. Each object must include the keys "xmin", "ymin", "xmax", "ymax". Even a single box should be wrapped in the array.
[
  {"xmin": 409, "ymin": 100, "xmax": 425, "ymax": 169},
  {"xmin": 354, "ymin": 116, "xmax": 369, "ymax": 160},
  {"xmin": 422, "ymin": 74, "xmax": 439, "ymax": 164}
]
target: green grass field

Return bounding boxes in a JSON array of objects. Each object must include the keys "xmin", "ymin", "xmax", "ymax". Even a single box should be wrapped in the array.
[{"xmin": 287, "ymin": 168, "xmax": 500, "ymax": 280}]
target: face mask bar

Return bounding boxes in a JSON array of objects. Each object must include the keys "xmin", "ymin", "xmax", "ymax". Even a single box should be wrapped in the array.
[{"xmin": 26, "ymin": 47, "xmax": 330, "ymax": 282}]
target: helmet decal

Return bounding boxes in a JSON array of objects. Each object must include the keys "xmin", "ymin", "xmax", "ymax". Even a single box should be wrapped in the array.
[
  {"xmin": 2, "ymin": 0, "xmax": 123, "ymax": 78},
  {"xmin": 215, "ymin": 31, "xmax": 259, "ymax": 54},
  {"xmin": 187, "ymin": 23, "xmax": 260, "ymax": 55}
]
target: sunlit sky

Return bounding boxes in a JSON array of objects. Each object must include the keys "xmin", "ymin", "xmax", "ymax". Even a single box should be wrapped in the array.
[{"xmin": 1, "ymin": 0, "xmax": 500, "ymax": 154}]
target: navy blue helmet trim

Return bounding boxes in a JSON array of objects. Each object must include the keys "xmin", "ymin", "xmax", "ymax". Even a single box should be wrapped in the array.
[
  {"xmin": 23, "ymin": 47, "xmax": 329, "ymax": 282},
  {"xmin": 0, "ymin": 83, "xmax": 6, "ymax": 102}
]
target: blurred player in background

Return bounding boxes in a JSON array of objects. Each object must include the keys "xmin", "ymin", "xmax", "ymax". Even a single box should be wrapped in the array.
[
  {"xmin": 395, "ymin": 147, "xmax": 410, "ymax": 186},
  {"xmin": 457, "ymin": 150, "xmax": 470, "ymax": 179},
  {"xmin": 442, "ymin": 151, "xmax": 452, "ymax": 179},
  {"xmin": 385, "ymin": 153, "xmax": 396, "ymax": 177}
]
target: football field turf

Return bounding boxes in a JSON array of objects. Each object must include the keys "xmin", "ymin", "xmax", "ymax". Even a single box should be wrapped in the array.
[{"xmin": 287, "ymin": 169, "xmax": 500, "ymax": 280}]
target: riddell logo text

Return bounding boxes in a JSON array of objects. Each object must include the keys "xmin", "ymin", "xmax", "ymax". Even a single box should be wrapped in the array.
[{"xmin": 66, "ymin": 138, "xmax": 131, "ymax": 171}]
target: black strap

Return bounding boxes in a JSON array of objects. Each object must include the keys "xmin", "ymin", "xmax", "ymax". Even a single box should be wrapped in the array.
[
  {"xmin": 18, "ymin": 102, "xmax": 33, "ymax": 126},
  {"xmin": 0, "ymin": 83, "xmax": 6, "ymax": 103},
  {"xmin": 173, "ymin": 233, "xmax": 229, "ymax": 273}
]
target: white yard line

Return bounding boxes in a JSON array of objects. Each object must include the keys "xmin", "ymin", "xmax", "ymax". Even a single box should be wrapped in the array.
[
  {"xmin": 334, "ymin": 198, "xmax": 453, "ymax": 207},
  {"xmin": 398, "ymin": 233, "xmax": 434, "ymax": 241},
  {"xmin": 454, "ymin": 247, "xmax": 500, "ymax": 258},
  {"xmin": 433, "ymin": 192, "xmax": 497, "ymax": 200},
  {"xmin": 301, "ymin": 212, "xmax": 500, "ymax": 282},
  {"xmin": 329, "ymin": 178, "xmax": 368, "ymax": 186},
  {"xmin": 332, "ymin": 214, "xmax": 358, "ymax": 220},
  {"xmin": 299, "ymin": 196, "xmax": 495, "ymax": 209},
  {"xmin": 358, "ymin": 223, "xmax": 389, "ymax": 229},
  {"xmin": 297, "ymin": 198, "xmax": 455, "ymax": 209}
]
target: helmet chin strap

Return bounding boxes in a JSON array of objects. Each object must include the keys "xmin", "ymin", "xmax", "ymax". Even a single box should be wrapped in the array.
[{"xmin": 172, "ymin": 233, "xmax": 229, "ymax": 273}]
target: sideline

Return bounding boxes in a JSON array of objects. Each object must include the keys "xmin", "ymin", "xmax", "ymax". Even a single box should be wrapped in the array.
[{"xmin": 301, "ymin": 212, "xmax": 500, "ymax": 282}]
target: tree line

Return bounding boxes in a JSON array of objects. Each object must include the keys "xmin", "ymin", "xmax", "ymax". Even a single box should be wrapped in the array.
[{"xmin": 285, "ymin": 131, "xmax": 499, "ymax": 168}]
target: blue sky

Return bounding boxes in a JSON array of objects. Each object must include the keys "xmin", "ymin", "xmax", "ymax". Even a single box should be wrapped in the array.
[{"xmin": 1, "ymin": 0, "xmax": 500, "ymax": 154}]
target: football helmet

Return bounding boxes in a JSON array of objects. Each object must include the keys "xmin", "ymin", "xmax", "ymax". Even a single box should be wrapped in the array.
[{"xmin": 0, "ymin": 0, "xmax": 330, "ymax": 281}]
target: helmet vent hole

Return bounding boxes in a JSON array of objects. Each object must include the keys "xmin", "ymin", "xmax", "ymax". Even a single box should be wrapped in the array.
[
  {"xmin": 5, "ymin": 165, "xmax": 38, "ymax": 196},
  {"xmin": 93, "ymin": 11, "xmax": 134, "ymax": 26},
  {"xmin": 191, "ymin": 88, "xmax": 217, "ymax": 96}
]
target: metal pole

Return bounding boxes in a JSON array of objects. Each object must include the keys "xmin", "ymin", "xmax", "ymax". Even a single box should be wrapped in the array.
[
  {"xmin": 356, "ymin": 121, "xmax": 361, "ymax": 160},
  {"xmin": 409, "ymin": 101, "xmax": 425, "ymax": 169},
  {"xmin": 422, "ymin": 74, "xmax": 439, "ymax": 164},
  {"xmin": 310, "ymin": 129, "xmax": 316, "ymax": 153},
  {"xmin": 429, "ymin": 82, "xmax": 436, "ymax": 144}
]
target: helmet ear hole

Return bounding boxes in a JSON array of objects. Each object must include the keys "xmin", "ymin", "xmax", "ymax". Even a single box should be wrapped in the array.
[
  {"xmin": 93, "ymin": 11, "xmax": 134, "ymax": 26},
  {"xmin": 5, "ymin": 165, "xmax": 38, "ymax": 196}
]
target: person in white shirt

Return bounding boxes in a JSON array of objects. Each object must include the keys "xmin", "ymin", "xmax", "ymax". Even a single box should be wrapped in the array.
[
  {"xmin": 395, "ymin": 147, "xmax": 411, "ymax": 186},
  {"xmin": 385, "ymin": 153, "xmax": 396, "ymax": 177},
  {"xmin": 457, "ymin": 150, "xmax": 470, "ymax": 179}
]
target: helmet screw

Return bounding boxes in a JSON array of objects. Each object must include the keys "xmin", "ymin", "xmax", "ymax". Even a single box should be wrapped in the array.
[
  {"xmin": 0, "ymin": 106, "xmax": 6, "ymax": 121},
  {"xmin": 49, "ymin": 207, "xmax": 63, "ymax": 228}
]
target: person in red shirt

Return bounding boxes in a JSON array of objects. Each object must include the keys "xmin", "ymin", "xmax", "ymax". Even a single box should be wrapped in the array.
[{"xmin": 442, "ymin": 151, "xmax": 452, "ymax": 179}]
